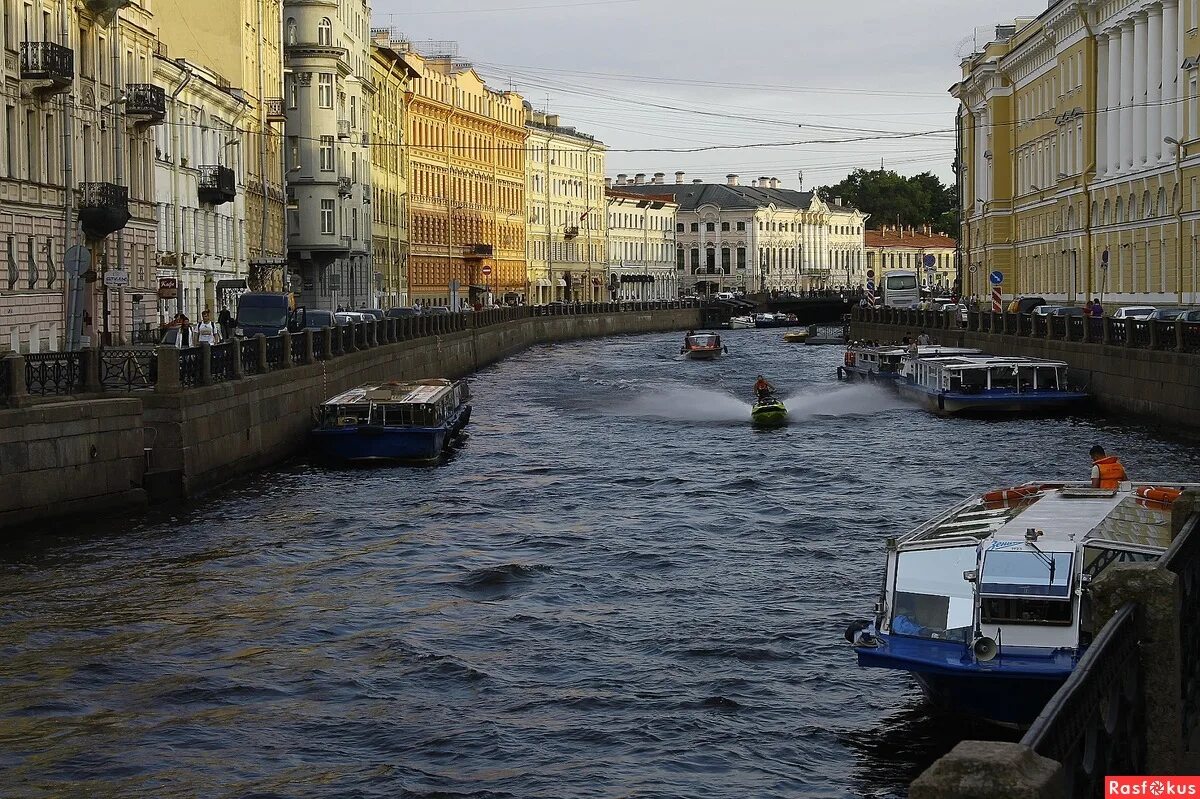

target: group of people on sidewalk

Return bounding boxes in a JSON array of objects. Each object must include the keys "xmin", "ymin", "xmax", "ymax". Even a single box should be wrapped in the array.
[{"xmin": 163, "ymin": 308, "xmax": 232, "ymax": 348}]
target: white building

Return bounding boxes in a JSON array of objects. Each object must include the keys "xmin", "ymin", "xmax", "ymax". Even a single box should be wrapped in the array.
[
  {"xmin": 152, "ymin": 54, "xmax": 251, "ymax": 323},
  {"xmin": 605, "ymin": 187, "xmax": 678, "ymax": 300},
  {"xmin": 284, "ymin": 0, "xmax": 374, "ymax": 310},
  {"xmin": 613, "ymin": 173, "xmax": 868, "ymax": 295}
]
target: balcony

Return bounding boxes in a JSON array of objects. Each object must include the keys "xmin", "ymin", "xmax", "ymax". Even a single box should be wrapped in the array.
[
  {"xmin": 337, "ymin": 119, "xmax": 351, "ymax": 139},
  {"xmin": 337, "ymin": 176, "xmax": 352, "ymax": 197},
  {"xmin": 198, "ymin": 165, "xmax": 237, "ymax": 205},
  {"xmin": 77, "ymin": 183, "xmax": 131, "ymax": 240},
  {"xmin": 464, "ymin": 244, "xmax": 494, "ymax": 258},
  {"xmin": 83, "ymin": 0, "xmax": 132, "ymax": 14},
  {"xmin": 563, "ymin": 225, "xmax": 579, "ymax": 240},
  {"xmin": 124, "ymin": 84, "xmax": 165, "ymax": 124},
  {"xmin": 20, "ymin": 42, "xmax": 74, "ymax": 95},
  {"xmin": 266, "ymin": 98, "xmax": 286, "ymax": 122}
]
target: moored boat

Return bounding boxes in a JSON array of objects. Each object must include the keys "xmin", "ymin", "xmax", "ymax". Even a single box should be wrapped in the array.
[
  {"xmin": 783, "ymin": 330, "xmax": 809, "ymax": 343},
  {"xmin": 311, "ymin": 378, "xmax": 471, "ymax": 463},
  {"xmin": 751, "ymin": 396, "xmax": 788, "ymax": 426},
  {"xmin": 680, "ymin": 332, "xmax": 726, "ymax": 360},
  {"xmin": 845, "ymin": 481, "xmax": 1199, "ymax": 726},
  {"xmin": 729, "ymin": 315, "xmax": 755, "ymax": 329},
  {"xmin": 838, "ymin": 344, "xmax": 981, "ymax": 383},
  {"xmin": 894, "ymin": 353, "xmax": 1087, "ymax": 415},
  {"xmin": 754, "ymin": 312, "xmax": 799, "ymax": 329}
]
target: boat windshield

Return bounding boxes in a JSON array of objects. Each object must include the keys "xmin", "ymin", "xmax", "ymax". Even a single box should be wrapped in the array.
[
  {"xmin": 979, "ymin": 548, "xmax": 1073, "ymax": 599},
  {"xmin": 890, "ymin": 545, "xmax": 976, "ymax": 641},
  {"xmin": 689, "ymin": 336, "xmax": 717, "ymax": 347}
]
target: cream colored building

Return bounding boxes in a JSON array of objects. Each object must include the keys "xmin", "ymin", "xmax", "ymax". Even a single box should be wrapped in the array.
[
  {"xmin": 863, "ymin": 227, "xmax": 957, "ymax": 294},
  {"xmin": 954, "ymin": 2, "xmax": 1200, "ymax": 308},
  {"xmin": 1, "ymin": 0, "xmax": 160, "ymax": 351},
  {"xmin": 152, "ymin": 53, "xmax": 251, "ymax": 323},
  {"xmin": 370, "ymin": 34, "xmax": 419, "ymax": 306},
  {"xmin": 526, "ymin": 109, "xmax": 606, "ymax": 303},
  {"xmin": 155, "ymin": 0, "xmax": 287, "ymax": 292},
  {"xmin": 605, "ymin": 187, "xmax": 677, "ymax": 300}
]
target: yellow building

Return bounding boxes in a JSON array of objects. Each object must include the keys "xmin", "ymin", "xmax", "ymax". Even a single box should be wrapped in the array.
[
  {"xmin": 154, "ymin": 0, "xmax": 287, "ymax": 289},
  {"xmin": 525, "ymin": 109, "xmax": 607, "ymax": 303},
  {"xmin": 863, "ymin": 227, "xmax": 957, "ymax": 293},
  {"xmin": 401, "ymin": 44, "xmax": 527, "ymax": 304},
  {"xmin": 370, "ymin": 35, "xmax": 419, "ymax": 306},
  {"xmin": 955, "ymin": 2, "xmax": 1200, "ymax": 308}
]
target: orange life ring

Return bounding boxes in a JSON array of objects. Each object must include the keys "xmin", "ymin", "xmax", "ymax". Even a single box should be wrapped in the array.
[
  {"xmin": 1135, "ymin": 486, "xmax": 1183, "ymax": 503},
  {"xmin": 981, "ymin": 484, "xmax": 1044, "ymax": 503}
]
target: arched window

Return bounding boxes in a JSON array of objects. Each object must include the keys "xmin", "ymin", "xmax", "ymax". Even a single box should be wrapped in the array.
[
  {"xmin": 286, "ymin": 17, "xmax": 297, "ymax": 45},
  {"xmin": 1127, "ymin": 193, "xmax": 1136, "ymax": 222},
  {"xmin": 1142, "ymin": 190, "xmax": 1152, "ymax": 219},
  {"xmin": 1158, "ymin": 187, "xmax": 1167, "ymax": 216},
  {"xmin": 1114, "ymin": 197, "xmax": 1122, "ymax": 224},
  {"xmin": 318, "ymin": 18, "xmax": 332, "ymax": 46},
  {"xmin": 1102, "ymin": 199, "xmax": 1110, "ymax": 225}
]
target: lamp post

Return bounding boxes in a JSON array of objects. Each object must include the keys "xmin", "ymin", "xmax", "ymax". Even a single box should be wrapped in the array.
[
  {"xmin": 1166, "ymin": 136, "xmax": 1186, "ymax": 305},
  {"xmin": 447, "ymin": 201, "xmax": 468, "ymax": 306}
]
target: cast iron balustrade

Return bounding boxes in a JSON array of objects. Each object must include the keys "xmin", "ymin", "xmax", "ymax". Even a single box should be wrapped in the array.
[
  {"xmin": 290, "ymin": 334, "xmax": 305, "ymax": 365},
  {"xmin": 337, "ymin": 176, "xmax": 352, "ymax": 197},
  {"xmin": 99, "ymin": 348, "xmax": 155, "ymax": 391},
  {"xmin": 1153, "ymin": 320, "xmax": 1178, "ymax": 350},
  {"xmin": 264, "ymin": 335, "xmax": 284, "ymax": 368},
  {"xmin": 1066, "ymin": 315, "xmax": 1084, "ymax": 341},
  {"xmin": 563, "ymin": 225, "xmax": 579, "ymax": 239},
  {"xmin": 239, "ymin": 339, "xmax": 260, "ymax": 375},
  {"xmin": 124, "ymin": 84, "xmax": 165, "ymax": 123},
  {"xmin": 1128, "ymin": 319, "xmax": 1152, "ymax": 348},
  {"xmin": 210, "ymin": 341, "xmax": 235, "ymax": 382},
  {"xmin": 20, "ymin": 42, "xmax": 73, "ymax": 92},
  {"xmin": 198, "ymin": 165, "xmax": 237, "ymax": 205},
  {"xmin": 337, "ymin": 119, "xmax": 351, "ymax": 139},
  {"xmin": 1023, "ymin": 603, "xmax": 1144, "ymax": 797},
  {"xmin": 340, "ymin": 235, "xmax": 352, "ymax": 250},
  {"xmin": 265, "ymin": 98, "xmax": 286, "ymax": 121},
  {"xmin": 1109, "ymin": 318, "xmax": 1128, "ymax": 345},
  {"xmin": 1165, "ymin": 516, "xmax": 1200, "ymax": 758},
  {"xmin": 178, "ymin": 348, "xmax": 201, "ymax": 388},
  {"xmin": 25, "ymin": 352, "xmax": 83, "ymax": 396},
  {"xmin": 1182, "ymin": 323, "xmax": 1200, "ymax": 353},
  {"xmin": 78, "ymin": 182, "xmax": 131, "ymax": 240}
]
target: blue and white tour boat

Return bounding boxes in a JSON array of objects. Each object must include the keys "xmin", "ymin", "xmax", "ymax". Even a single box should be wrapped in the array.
[
  {"xmin": 845, "ymin": 481, "xmax": 1198, "ymax": 726},
  {"xmin": 312, "ymin": 378, "xmax": 472, "ymax": 463},
  {"xmin": 839, "ymin": 344, "xmax": 979, "ymax": 384},
  {"xmin": 894, "ymin": 353, "xmax": 1088, "ymax": 415}
]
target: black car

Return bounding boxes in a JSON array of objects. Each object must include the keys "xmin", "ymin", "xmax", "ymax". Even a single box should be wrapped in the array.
[
  {"xmin": 386, "ymin": 307, "xmax": 421, "ymax": 318},
  {"xmin": 1015, "ymin": 297, "xmax": 1048, "ymax": 314}
]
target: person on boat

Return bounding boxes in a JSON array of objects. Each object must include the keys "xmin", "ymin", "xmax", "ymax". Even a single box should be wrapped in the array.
[
  {"xmin": 754, "ymin": 375, "xmax": 775, "ymax": 401},
  {"xmin": 1090, "ymin": 445, "xmax": 1128, "ymax": 489}
]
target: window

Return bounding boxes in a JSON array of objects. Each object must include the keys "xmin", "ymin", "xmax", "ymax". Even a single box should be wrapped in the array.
[
  {"xmin": 288, "ymin": 136, "xmax": 300, "ymax": 172},
  {"xmin": 737, "ymin": 221, "xmax": 746, "ymax": 231},
  {"xmin": 288, "ymin": 75, "xmax": 297, "ymax": 109},
  {"xmin": 286, "ymin": 17, "xmax": 297, "ymax": 45},
  {"xmin": 320, "ymin": 199, "xmax": 335, "ymax": 234},
  {"xmin": 318, "ymin": 73, "xmax": 333, "ymax": 109},
  {"xmin": 705, "ymin": 247, "xmax": 716, "ymax": 270},
  {"xmin": 676, "ymin": 222, "xmax": 684, "ymax": 233},
  {"xmin": 737, "ymin": 247, "xmax": 746, "ymax": 270},
  {"xmin": 705, "ymin": 222, "xmax": 715, "ymax": 232},
  {"xmin": 690, "ymin": 222, "xmax": 699, "ymax": 232},
  {"xmin": 890, "ymin": 546, "xmax": 976, "ymax": 641},
  {"xmin": 721, "ymin": 222, "xmax": 730, "ymax": 232},
  {"xmin": 690, "ymin": 247, "xmax": 699, "ymax": 269},
  {"xmin": 676, "ymin": 247, "xmax": 684, "ymax": 270},
  {"xmin": 352, "ymin": 207, "xmax": 358, "ymax": 238},
  {"xmin": 721, "ymin": 247, "xmax": 731, "ymax": 273},
  {"xmin": 317, "ymin": 17, "xmax": 332, "ymax": 46},
  {"xmin": 319, "ymin": 136, "xmax": 333, "ymax": 171}
]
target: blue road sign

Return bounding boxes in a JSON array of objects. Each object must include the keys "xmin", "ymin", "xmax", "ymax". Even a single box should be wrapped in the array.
[
  {"xmin": 989, "ymin": 270, "xmax": 1004, "ymax": 285},
  {"xmin": 866, "ymin": 280, "xmax": 875, "ymax": 292},
  {"xmin": 923, "ymin": 254, "xmax": 936, "ymax": 268}
]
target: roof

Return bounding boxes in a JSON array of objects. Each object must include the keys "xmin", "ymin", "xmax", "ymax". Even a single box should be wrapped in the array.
[
  {"xmin": 606, "ymin": 188, "xmax": 676, "ymax": 204},
  {"xmin": 914, "ymin": 354, "xmax": 1069, "ymax": 370},
  {"xmin": 864, "ymin": 229, "xmax": 956, "ymax": 249},
  {"xmin": 612, "ymin": 182, "xmax": 822, "ymax": 212},
  {"xmin": 323, "ymin": 380, "xmax": 456, "ymax": 406}
]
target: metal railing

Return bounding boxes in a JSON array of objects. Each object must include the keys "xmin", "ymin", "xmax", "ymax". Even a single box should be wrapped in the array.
[
  {"xmin": 98, "ymin": 349, "xmax": 155, "ymax": 391},
  {"xmin": 1164, "ymin": 515, "xmax": 1200, "ymax": 758},
  {"xmin": 20, "ymin": 41, "xmax": 73, "ymax": 81},
  {"xmin": 210, "ymin": 342, "xmax": 236, "ymax": 383},
  {"xmin": 240, "ymin": 339, "xmax": 260, "ymax": 375},
  {"xmin": 264, "ymin": 336, "xmax": 283, "ymax": 369},
  {"xmin": 25, "ymin": 352, "xmax": 83, "ymax": 395},
  {"xmin": 178, "ymin": 348, "xmax": 201, "ymax": 388},
  {"xmin": 290, "ymin": 334, "xmax": 305, "ymax": 366},
  {"xmin": 1022, "ymin": 603, "xmax": 1144, "ymax": 798}
]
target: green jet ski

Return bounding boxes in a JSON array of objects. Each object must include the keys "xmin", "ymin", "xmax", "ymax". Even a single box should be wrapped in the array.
[{"xmin": 751, "ymin": 395, "xmax": 788, "ymax": 427}]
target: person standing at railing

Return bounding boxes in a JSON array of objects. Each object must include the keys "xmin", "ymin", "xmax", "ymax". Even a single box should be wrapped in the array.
[
  {"xmin": 218, "ymin": 306, "xmax": 233, "ymax": 341},
  {"xmin": 1091, "ymin": 298, "xmax": 1103, "ymax": 317},
  {"xmin": 1090, "ymin": 445, "xmax": 1128, "ymax": 489},
  {"xmin": 196, "ymin": 310, "xmax": 221, "ymax": 346}
]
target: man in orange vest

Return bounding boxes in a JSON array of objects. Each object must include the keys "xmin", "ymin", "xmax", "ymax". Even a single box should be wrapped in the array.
[{"xmin": 1090, "ymin": 445, "xmax": 1128, "ymax": 489}]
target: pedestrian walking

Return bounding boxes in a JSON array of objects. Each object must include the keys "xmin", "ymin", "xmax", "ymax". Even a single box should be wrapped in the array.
[
  {"xmin": 218, "ymin": 305, "xmax": 233, "ymax": 340},
  {"xmin": 196, "ymin": 310, "xmax": 220, "ymax": 345}
]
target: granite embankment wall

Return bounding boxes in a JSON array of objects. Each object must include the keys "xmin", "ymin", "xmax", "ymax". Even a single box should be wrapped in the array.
[
  {"xmin": 850, "ymin": 310, "xmax": 1200, "ymax": 432},
  {"xmin": 0, "ymin": 307, "xmax": 699, "ymax": 531}
]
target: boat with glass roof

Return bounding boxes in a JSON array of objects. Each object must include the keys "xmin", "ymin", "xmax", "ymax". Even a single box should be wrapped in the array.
[
  {"xmin": 894, "ymin": 353, "xmax": 1088, "ymax": 415},
  {"xmin": 311, "ymin": 378, "xmax": 471, "ymax": 463},
  {"xmin": 844, "ymin": 481, "xmax": 1199, "ymax": 726},
  {"xmin": 838, "ymin": 344, "xmax": 981, "ymax": 384}
]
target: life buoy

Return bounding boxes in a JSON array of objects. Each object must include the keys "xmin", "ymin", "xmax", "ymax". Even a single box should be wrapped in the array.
[
  {"xmin": 844, "ymin": 351, "xmax": 856, "ymax": 367},
  {"xmin": 1135, "ymin": 486, "xmax": 1184, "ymax": 503},
  {"xmin": 981, "ymin": 484, "xmax": 1044, "ymax": 503}
]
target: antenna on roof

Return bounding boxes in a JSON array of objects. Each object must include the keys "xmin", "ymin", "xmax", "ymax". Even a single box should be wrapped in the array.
[{"xmin": 798, "ymin": 170, "xmax": 803, "ymax": 191}]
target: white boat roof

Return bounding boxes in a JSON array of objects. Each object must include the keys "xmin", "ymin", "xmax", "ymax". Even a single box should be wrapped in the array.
[
  {"xmin": 860, "ymin": 345, "xmax": 981, "ymax": 357},
  {"xmin": 900, "ymin": 483, "xmax": 1200, "ymax": 553},
  {"xmin": 908, "ymin": 354, "xmax": 1070, "ymax": 370},
  {"xmin": 323, "ymin": 379, "xmax": 455, "ymax": 406}
]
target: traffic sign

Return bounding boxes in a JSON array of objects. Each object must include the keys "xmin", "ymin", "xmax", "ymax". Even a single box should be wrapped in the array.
[
  {"xmin": 865, "ymin": 280, "xmax": 875, "ymax": 292},
  {"xmin": 481, "ymin": 265, "xmax": 493, "ymax": 277},
  {"xmin": 866, "ymin": 269, "xmax": 875, "ymax": 279},
  {"xmin": 103, "ymin": 268, "xmax": 129, "ymax": 288},
  {"xmin": 989, "ymin": 270, "xmax": 1004, "ymax": 285},
  {"xmin": 923, "ymin": 254, "xmax": 936, "ymax": 268}
]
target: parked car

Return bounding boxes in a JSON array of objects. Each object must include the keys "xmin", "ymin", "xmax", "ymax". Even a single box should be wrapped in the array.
[
  {"xmin": 304, "ymin": 309, "xmax": 336, "ymax": 330},
  {"xmin": 938, "ymin": 302, "xmax": 969, "ymax": 324},
  {"xmin": 1049, "ymin": 306, "xmax": 1085, "ymax": 317},
  {"xmin": 1032, "ymin": 305, "xmax": 1062, "ymax": 316},
  {"xmin": 360, "ymin": 308, "xmax": 385, "ymax": 320},
  {"xmin": 334, "ymin": 311, "xmax": 372, "ymax": 326},
  {"xmin": 1148, "ymin": 308, "xmax": 1192, "ymax": 321},
  {"xmin": 714, "ymin": 291, "xmax": 736, "ymax": 300},
  {"xmin": 424, "ymin": 306, "xmax": 453, "ymax": 316},
  {"xmin": 1183, "ymin": 310, "xmax": 1200, "ymax": 322},
  {"xmin": 386, "ymin": 307, "xmax": 421, "ymax": 318},
  {"xmin": 1013, "ymin": 296, "xmax": 1048, "ymax": 314},
  {"xmin": 1112, "ymin": 306, "xmax": 1157, "ymax": 319}
]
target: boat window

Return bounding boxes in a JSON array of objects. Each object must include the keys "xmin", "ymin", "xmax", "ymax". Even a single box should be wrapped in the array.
[
  {"xmin": 1017, "ymin": 366, "xmax": 1038, "ymax": 392},
  {"xmin": 980, "ymin": 596, "xmax": 1073, "ymax": 626},
  {"xmin": 980, "ymin": 548, "xmax": 1073, "ymax": 599},
  {"xmin": 890, "ymin": 546, "xmax": 976, "ymax": 642},
  {"xmin": 960, "ymin": 369, "xmax": 986, "ymax": 393},
  {"xmin": 989, "ymin": 367, "xmax": 1019, "ymax": 391}
]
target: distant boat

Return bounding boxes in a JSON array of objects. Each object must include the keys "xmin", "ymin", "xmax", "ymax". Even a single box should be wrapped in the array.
[
  {"xmin": 754, "ymin": 312, "xmax": 799, "ymax": 329},
  {"xmin": 680, "ymin": 332, "xmax": 726, "ymax": 360},
  {"xmin": 783, "ymin": 330, "xmax": 809, "ymax": 343},
  {"xmin": 729, "ymin": 316, "xmax": 755, "ymax": 329},
  {"xmin": 311, "ymin": 378, "xmax": 472, "ymax": 463}
]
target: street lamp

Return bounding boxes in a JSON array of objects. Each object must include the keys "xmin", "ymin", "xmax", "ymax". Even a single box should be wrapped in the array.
[{"xmin": 1166, "ymin": 137, "xmax": 1186, "ymax": 304}]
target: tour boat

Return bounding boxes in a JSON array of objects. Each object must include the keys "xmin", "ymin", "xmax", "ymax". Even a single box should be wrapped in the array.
[
  {"xmin": 894, "ymin": 353, "xmax": 1088, "ymax": 415},
  {"xmin": 845, "ymin": 481, "xmax": 1199, "ymax": 726},
  {"xmin": 680, "ymin": 332, "xmax": 726, "ymax": 360},
  {"xmin": 753, "ymin": 312, "xmax": 799, "ymax": 329},
  {"xmin": 838, "ymin": 345, "xmax": 981, "ymax": 384},
  {"xmin": 750, "ymin": 396, "xmax": 788, "ymax": 426},
  {"xmin": 729, "ymin": 315, "xmax": 755, "ymax": 329},
  {"xmin": 311, "ymin": 378, "xmax": 472, "ymax": 463}
]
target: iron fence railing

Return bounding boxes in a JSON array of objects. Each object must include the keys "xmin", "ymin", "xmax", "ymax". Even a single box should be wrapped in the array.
[
  {"xmin": 264, "ymin": 336, "xmax": 284, "ymax": 369},
  {"xmin": 25, "ymin": 352, "xmax": 83, "ymax": 395},
  {"xmin": 210, "ymin": 341, "xmax": 236, "ymax": 383},
  {"xmin": 240, "ymin": 339, "xmax": 260, "ymax": 375},
  {"xmin": 178, "ymin": 348, "xmax": 201, "ymax": 388},
  {"xmin": 1128, "ymin": 319, "xmax": 1152, "ymax": 348},
  {"xmin": 1183, "ymin": 323, "xmax": 1200, "ymax": 354},
  {"xmin": 98, "ymin": 348, "xmax": 155, "ymax": 391},
  {"xmin": 290, "ymin": 334, "xmax": 305, "ymax": 366},
  {"xmin": 1164, "ymin": 516, "xmax": 1200, "ymax": 758},
  {"xmin": 1023, "ymin": 603, "xmax": 1144, "ymax": 798},
  {"xmin": 1153, "ymin": 320, "xmax": 1178, "ymax": 350},
  {"xmin": 0, "ymin": 358, "xmax": 9, "ymax": 404}
]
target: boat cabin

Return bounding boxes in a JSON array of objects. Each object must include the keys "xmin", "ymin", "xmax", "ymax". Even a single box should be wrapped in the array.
[
  {"xmin": 903, "ymin": 354, "xmax": 1068, "ymax": 394},
  {"xmin": 316, "ymin": 379, "xmax": 469, "ymax": 429}
]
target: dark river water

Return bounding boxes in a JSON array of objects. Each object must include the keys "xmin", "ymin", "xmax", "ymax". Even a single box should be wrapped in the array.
[{"xmin": 4, "ymin": 329, "xmax": 1200, "ymax": 799}]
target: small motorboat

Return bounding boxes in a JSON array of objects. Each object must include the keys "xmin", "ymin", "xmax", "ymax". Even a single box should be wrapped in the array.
[
  {"xmin": 751, "ymin": 396, "xmax": 788, "ymax": 427},
  {"xmin": 680, "ymin": 332, "xmax": 726, "ymax": 360},
  {"xmin": 783, "ymin": 330, "xmax": 809, "ymax": 343},
  {"xmin": 729, "ymin": 316, "xmax": 755, "ymax": 329}
]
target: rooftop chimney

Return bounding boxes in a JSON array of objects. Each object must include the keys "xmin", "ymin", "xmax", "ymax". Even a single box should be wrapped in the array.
[
  {"xmin": 675, "ymin": 171, "xmax": 686, "ymax": 184},
  {"xmin": 617, "ymin": 173, "xmax": 628, "ymax": 186},
  {"xmin": 634, "ymin": 173, "xmax": 646, "ymax": 185},
  {"xmin": 759, "ymin": 176, "xmax": 771, "ymax": 188},
  {"xmin": 546, "ymin": 114, "xmax": 560, "ymax": 127},
  {"xmin": 727, "ymin": 174, "xmax": 739, "ymax": 186},
  {"xmin": 604, "ymin": 177, "xmax": 612, "ymax": 189},
  {"xmin": 653, "ymin": 172, "xmax": 665, "ymax": 185},
  {"xmin": 750, "ymin": 179, "xmax": 758, "ymax": 187},
  {"xmin": 834, "ymin": 196, "xmax": 843, "ymax": 206},
  {"xmin": 692, "ymin": 179, "xmax": 703, "ymax": 184}
]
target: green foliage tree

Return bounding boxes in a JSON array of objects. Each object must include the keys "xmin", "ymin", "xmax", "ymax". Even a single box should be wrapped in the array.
[{"xmin": 817, "ymin": 169, "xmax": 958, "ymax": 235}]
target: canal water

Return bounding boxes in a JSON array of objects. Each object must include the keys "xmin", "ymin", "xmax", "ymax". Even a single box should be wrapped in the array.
[{"xmin": 3, "ymin": 329, "xmax": 1200, "ymax": 798}]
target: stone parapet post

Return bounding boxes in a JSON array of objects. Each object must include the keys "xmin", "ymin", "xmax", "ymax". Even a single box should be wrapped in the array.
[
  {"xmin": 82, "ymin": 348, "xmax": 102, "ymax": 393},
  {"xmin": 278, "ymin": 332, "xmax": 293, "ymax": 369},
  {"xmin": 303, "ymin": 330, "xmax": 315, "ymax": 364},
  {"xmin": 255, "ymin": 334, "xmax": 268, "ymax": 373},
  {"xmin": 199, "ymin": 343, "xmax": 213, "ymax": 386},
  {"xmin": 320, "ymin": 327, "xmax": 333, "ymax": 359},
  {"xmin": 1103, "ymin": 317, "xmax": 1113, "ymax": 345},
  {"xmin": 3, "ymin": 353, "xmax": 27, "ymax": 406},
  {"xmin": 155, "ymin": 347, "xmax": 181, "ymax": 393},
  {"xmin": 1177, "ymin": 318, "xmax": 1186, "ymax": 350},
  {"xmin": 910, "ymin": 741, "xmax": 1064, "ymax": 799},
  {"xmin": 230, "ymin": 341, "xmax": 244, "ymax": 379}
]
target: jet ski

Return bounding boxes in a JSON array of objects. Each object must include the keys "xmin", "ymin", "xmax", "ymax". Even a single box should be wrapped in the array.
[{"xmin": 751, "ymin": 395, "xmax": 788, "ymax": 427}]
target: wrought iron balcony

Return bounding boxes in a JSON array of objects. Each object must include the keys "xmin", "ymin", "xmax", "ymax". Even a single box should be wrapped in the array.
[
  {"xmin": 124, "ymin": 84, "xmax": 165, "ymax": 123},
  {"xmin": 198, "ymin": 165, "xmax": 237, "ymax": 205},
  {"xmin": 337, "ymin": 176, "xmax": 352, "ymax": 197},
  {"xmin": 266, "ymin": 98, "xmax": 286, "ymax": 121},
  {"xmin": 78, "ymin": 182, "xmax": 131, "ymax": 240},
  {"xmin": 337, "ymin": 119, "xmax": 351, "ymax": 139},
  {"xmin": 20, "ymin": 42, "xmax": 74, "ymax": 93},
  {"xmin": 83, "ymin": 0, "xmax": 132, "ymax": 14},
  {"xmin": 563, "ymin": 225, "xmax": 579, "ymax": 239}
]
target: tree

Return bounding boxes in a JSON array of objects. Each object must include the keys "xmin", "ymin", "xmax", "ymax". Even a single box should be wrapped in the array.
[{"xmin": 817, "ymin": 169, "xmax": 957, "ymax": 234}]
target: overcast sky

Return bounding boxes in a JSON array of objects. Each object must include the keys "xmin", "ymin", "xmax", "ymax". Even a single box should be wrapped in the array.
[{"xmin": 373, "ymin": 0, "xmax": 1035, "ymax": 191}]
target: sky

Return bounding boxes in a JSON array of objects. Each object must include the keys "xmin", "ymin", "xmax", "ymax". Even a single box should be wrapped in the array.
[{"xmin": 372, "ymin": 0, "xmax": 1035, "ymax": 192}]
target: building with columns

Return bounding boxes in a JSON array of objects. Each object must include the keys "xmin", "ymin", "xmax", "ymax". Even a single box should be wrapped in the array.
[
  {"xmin": 605, "ymin": 187, "xmax": 678, "ymax": 300},
  {"xmin": 954, "ymin": 0, "xmax": 1200, "ymax": 307},
  {"xmin": 612, "ymin": 173, "xmax": 867, "ymax": 295}
]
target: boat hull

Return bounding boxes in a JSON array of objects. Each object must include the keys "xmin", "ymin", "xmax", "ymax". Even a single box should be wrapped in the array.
[
  {"xmin": 312, "ymin": 405, "xmax": 470, "ymax": 463},
  {"xmin": 751, "ymin": 401, "xmax": 788, "ymax": 427},
  {"xmin": 895, "ymin": 384, "xmax": 1089, "ymax": 416},
  {"xmin": 683, "ymin": 348, "xmax": 722, "ymax": 360},
  {"xmin": 840, "ymin": 366, "xmax": 902, "ymax": 385}
]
